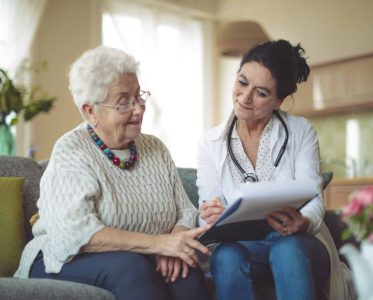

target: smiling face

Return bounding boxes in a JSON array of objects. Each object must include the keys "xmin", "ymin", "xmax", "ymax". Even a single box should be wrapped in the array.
[
  {"xmin": 233, "ymin": 61, "xmax": 283, "ymax": 125},
  {"xmin": 84, "ymin": 73, "xmax": 145, "ymax": 149}
]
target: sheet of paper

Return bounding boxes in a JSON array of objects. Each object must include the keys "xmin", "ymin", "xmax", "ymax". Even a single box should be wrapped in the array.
[{"xmin": 215, "ymin": 179, "xmax": 318, "ymax": 226}]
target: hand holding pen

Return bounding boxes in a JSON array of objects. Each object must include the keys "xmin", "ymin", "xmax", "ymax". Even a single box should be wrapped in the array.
[{"xmin": 199, "ymin": 197, "xmax": 227, "ymax": 225}]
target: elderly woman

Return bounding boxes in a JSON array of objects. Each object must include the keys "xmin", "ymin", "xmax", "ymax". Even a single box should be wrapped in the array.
[
  {"xmin": 14, "ymin": 46, "xmax": 210, "ymax": 300},
  {"xmin": 197, "ymin": 40, "xmax": 352, "ymax": 300}
]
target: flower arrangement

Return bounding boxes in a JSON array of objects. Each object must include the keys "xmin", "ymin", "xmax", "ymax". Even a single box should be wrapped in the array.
[{"xmin": 341, "ymin": 186, "xmax": 373, "ymax": 242}]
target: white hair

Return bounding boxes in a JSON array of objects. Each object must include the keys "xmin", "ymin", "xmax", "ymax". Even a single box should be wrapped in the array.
[{"xmin": 68, "ymin": 46, "xmax": 139, "ymax": 117}]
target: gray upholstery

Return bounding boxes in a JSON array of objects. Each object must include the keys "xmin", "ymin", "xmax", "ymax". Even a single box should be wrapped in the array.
[
  {"xmin": 0, "ymin": 156, "xmax": 114, "ymax": 300},
  {"xmin": 0, "ymin": 156, "xmax": 351, "ymax": 300},
  {"xmin": 0, "ymin": 278, "xmax": 115, "ymax": 300}
]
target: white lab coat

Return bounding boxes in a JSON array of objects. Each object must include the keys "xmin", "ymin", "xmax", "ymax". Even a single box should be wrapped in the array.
[{"xmin": 196, "ymin": 110, "xmax": 354, "ymax": 300}]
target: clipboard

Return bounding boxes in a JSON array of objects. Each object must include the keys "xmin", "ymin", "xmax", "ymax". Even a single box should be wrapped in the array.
[{"xmin": 198, "ymin": 179, "xmax": 318, "ymax": 245}]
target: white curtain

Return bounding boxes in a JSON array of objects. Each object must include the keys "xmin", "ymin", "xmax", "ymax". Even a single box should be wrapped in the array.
[
  {"xmin": 0, "ymin": 0, "xmax": 47, "ymax": 156},
  {"xmin": 102, "ymin": 0, "xmax": 208, "ymax": 167},
  {"xmin": 0, "ymin": 0, "xmax": 47, "ymax": 75}
]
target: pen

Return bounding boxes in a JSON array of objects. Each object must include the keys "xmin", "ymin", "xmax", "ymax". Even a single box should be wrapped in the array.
[{"xmin": 202, "ymin": 199, "xmax": 228, "ymax": 208}]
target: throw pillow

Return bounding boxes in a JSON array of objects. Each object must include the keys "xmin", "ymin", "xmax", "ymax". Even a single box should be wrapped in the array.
[{"xmin": 0, "ymin": 177, "xmax": 26, "ymax": 276}]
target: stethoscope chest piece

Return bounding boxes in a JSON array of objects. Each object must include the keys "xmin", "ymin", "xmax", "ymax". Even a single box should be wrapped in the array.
[
  {"xmin": 228, "ymin": 110, "xmax": 288, "ymax": 184},
  {"xmin": 244, "ymin": 173, "xmax": 258, "ymax": 183}
]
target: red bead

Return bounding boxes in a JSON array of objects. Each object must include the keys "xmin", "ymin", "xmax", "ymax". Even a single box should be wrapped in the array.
[
  {"xmin": 100, "ymin": 144, "xmax": 107, "ymax": 150},
  {"xmin": 130, "ymin": 154, "xmax": 137, "ymax": 161},
  {"xmin": 112, "ymin": 157, "xmax": 121, "ymax": 166}
]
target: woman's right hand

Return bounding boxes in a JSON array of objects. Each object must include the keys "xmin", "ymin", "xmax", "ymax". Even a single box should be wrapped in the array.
[
  {"xmin": 155, "ymin": 225, "xmax": 211, "ymax": 267},
  {"xmin": 199, "ymin": 197, "xmax": 226, "ymax": 224}
]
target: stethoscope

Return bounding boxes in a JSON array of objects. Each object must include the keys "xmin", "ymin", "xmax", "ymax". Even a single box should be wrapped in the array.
[{"xmin": 227, "ymin": 110, "xmax": 289, "ymax": 183}]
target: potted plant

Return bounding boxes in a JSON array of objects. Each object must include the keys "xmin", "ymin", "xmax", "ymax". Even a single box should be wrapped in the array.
[{"xmin": 0, "ymin": 65, "xmax": 56, "ymax": 155}]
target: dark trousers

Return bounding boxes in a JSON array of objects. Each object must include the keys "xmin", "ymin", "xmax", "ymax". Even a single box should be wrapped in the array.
[{"xmin": 30, "ymin": 251, "xmax": 208, "ymax": 300}]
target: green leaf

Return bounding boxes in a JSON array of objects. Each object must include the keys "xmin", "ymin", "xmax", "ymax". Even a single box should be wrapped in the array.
[
  {"xmin": 23, "ymin": 97, "xmax": 56, "ymax": 121},
  {"xmin": 0, "ymin": 66, "xmax": 57, "ymax": 126},
  {"xmin": 341, "ymin": 228, "xmax": 352, "ymax": 241}
]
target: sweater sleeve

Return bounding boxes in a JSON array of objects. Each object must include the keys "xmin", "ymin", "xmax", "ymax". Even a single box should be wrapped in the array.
[
  {"xmin": 38, "ymin": 136, "xmax": 105, "ymax": 270},
  {"xmin": 158, "ymin": 139, "xmax": 198, "ymax": 229}
]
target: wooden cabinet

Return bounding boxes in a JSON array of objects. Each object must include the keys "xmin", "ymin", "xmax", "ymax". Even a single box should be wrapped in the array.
[
  {"xmin": 324, "ymin": 177, "xmax": 373, "ymax": 209},
  {"xmin": 281, "ymin": 55, "xmax": 373, "ymax": 117}
]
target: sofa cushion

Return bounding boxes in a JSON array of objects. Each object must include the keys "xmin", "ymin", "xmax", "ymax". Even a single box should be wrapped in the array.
[
  {"xmin": 0, "ymin": 155, "xmax": 44, "ymax": 242},
  {"xmin": 0, "ymin": 278, "xmax": 115, "ymax": 300},
  {"xmin": 177, "ymin": 168, "xmax": 198, "ymax": 208},
  {"xmin": 0, "ymin": 177, "xmax": 26, "ymax": 276}
]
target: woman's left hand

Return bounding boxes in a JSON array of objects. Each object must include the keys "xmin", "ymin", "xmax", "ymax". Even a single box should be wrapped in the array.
[
  {"xmin": 266, "ymin": 207, "xmax": 309, "ymax": 236},
  {"xmin": 155, "ymin": 255, "xmax": 189, "ymax": 282}
]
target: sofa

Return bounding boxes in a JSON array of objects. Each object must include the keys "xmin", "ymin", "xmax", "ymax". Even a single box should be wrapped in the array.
[{"xmin": 0, "ymin": 155, "xmax": 353, "ymax": 299}]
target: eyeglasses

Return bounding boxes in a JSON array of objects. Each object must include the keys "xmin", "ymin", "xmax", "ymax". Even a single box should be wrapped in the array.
[{"xmin": 96, "ymin": 90, "xmax": 151, "ymax": 114}]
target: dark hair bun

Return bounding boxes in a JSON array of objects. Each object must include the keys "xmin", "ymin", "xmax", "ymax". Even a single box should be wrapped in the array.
[
  {"xmin": 240, "ymin": 39, "xmax": 310, "ymax": 99},
  {"xmin": 293, "ymin": 43, "xmax": 310, "ymax": 84}
]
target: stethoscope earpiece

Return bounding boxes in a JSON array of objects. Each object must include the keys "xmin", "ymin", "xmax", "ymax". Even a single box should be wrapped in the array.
[{"xmin": 228, "ymin": 110, "xmax": 288, "ymax": 183}]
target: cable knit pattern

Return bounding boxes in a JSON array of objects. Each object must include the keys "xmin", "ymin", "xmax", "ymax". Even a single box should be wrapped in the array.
[{"xmin": 15, "ymin": 124, "xmax": 197, "ymax": 278}]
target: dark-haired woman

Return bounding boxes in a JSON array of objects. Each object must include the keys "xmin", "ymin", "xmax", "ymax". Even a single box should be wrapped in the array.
[{"xmin": 197, "ymin": 40, "xmax": 352, "ymax": 299}]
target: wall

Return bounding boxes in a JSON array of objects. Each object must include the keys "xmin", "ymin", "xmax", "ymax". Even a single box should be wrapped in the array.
[
  {"xmin": 30, "ymin": 0, "xmax": 101, "ymax": 160},
  {"xmin": 216, "ymin": 0, "xmax": 373, "ymax": 65},
  {"xmin": 28, "ymin": 0, "xmax": 373, "ymax": 170},
  {"xmin": 215, "ymin": 0, "xmax": 373, "ymax": 179}
]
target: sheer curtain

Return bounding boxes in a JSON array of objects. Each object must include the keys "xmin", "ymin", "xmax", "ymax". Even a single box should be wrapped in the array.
[
  {"xmin": 102, "ymin": 0, "xmax": 208, "ymax": 167},
  {"xmin": 0, "ymin": 0, "xmax": 47, "ymax": 75},
  {"xmin": 0, "ymin": 0, "xmax": 47, "ymax": 156}
]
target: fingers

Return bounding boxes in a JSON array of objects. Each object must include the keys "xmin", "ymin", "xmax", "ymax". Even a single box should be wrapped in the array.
[
  {"xmin": 267, "ymin": 209, "xmax": 293, "ymax": 236},
  {"xmin": 170, "ymin": 259, "xmax": 181, "ymax": 282},
  {"xmin": 267, "ymin": 207, "xmax": 309, "ymax": 235},
  {"xmin": 199, "ymin": 197, "xmax": 226, "ymax": 221},
  {"xmin": 182, "ymin": 261, "xmax": 189, "ymax": 278},
  {"xmin": 185, "ymin": 236, "xmax": 211, "ymax": 256},
  {"xmin": 205, "ymin": 213, "xmax": 221, "ymax": 225},
  {"xmin": 155, "ymin": 255, "xmax": 161, "ymax": 272},
  {"xmin": 157, "ymin": 227, "xmax": 211, "ymax": 267},
  {"xmin": 185, "ymin": 225, "xmax": 211, "ymax": 238},
  {"xmin": 160, "ymin": 256, "xmax": 169, "ymax": 277}
]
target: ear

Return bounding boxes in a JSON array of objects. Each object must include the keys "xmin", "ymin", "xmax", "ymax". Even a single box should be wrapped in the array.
[
  {"xmin": 275, "ymin": 98, "xmax": 285, "ymax": 109},
  {"xmin": 82, "ymin": 103, "xmax": 95, "ymax": 117}
]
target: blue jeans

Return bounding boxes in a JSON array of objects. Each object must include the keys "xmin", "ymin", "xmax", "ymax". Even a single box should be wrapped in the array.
[
  {"xmin": 210, "ymin": 232, "xmax": 330, "ymax": 300},
  {"xmin": 30, "ymin": 251, "xmax": 208, "ymax": 300}
]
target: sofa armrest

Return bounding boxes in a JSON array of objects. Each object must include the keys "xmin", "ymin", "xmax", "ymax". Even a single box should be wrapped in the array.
[{"xmin": 0, "ymin": 278, "xmax": 115, "ymax": 300}]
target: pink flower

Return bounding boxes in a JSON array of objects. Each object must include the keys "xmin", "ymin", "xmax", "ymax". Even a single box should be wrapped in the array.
[
  {"xmin": 353, "ymin": 186, "xmax": 373, "ymax": 207},
  {"xmin": 341, "ymin": 185, "xmax": 373, "ymax": 242},
  {"xmin": 342, "ymin": 186, "xmax": 373, "ymax": 219},
  {"xmin": 342, "ymin": 200, "xmax": 362, "ymax": 219},
  {"xmin": 369, "ymin": 233, "xmax": 373, "ymax": 243}
]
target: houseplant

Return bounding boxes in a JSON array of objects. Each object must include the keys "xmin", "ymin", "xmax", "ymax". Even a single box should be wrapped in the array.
[
  {"xmin": 341, "ymin": 186, "xmax": 373, "ymax": 242},
  {"xmin": 340, "ymin": 186, "xmax": 373, "ymax": 300},
  {"xmin": 0, "ymin": 65, "xmax": 56, "ymax": 155}
]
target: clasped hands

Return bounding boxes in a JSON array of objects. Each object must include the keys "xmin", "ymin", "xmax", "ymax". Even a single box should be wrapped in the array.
[
  {"xmin": 155, "ymin": 225, "xmax": 211, "ymax": 283},
  {"xmin": 199, "ymin": 197, "xmax": 309, "ymax": 236}
]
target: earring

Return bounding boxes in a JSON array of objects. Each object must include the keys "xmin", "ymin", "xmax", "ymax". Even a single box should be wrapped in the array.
[{"xmin": 93, "ymin": 121, "xmax": 98, "ymax": 128}]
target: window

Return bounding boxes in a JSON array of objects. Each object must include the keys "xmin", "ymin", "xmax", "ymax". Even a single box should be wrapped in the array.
[{"xmin": 102, "ymin": 2, "xmax": 207, "ymax": 167}]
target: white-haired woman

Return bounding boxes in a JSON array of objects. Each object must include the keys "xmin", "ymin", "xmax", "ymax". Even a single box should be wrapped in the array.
[{"xmin": 15, "ymin": 46, "xmax": 210, "ymax": 300}]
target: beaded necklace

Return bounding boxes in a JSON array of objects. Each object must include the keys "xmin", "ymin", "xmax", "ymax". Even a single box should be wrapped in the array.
[{"xmin": 86, "ymin": 124, "xmax": 137, "ymax": 170}]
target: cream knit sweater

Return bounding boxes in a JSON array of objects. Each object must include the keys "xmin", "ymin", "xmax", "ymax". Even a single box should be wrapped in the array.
[{"xmin": 15, "ymin": 123, "xmax": 198, "ymax": 278}]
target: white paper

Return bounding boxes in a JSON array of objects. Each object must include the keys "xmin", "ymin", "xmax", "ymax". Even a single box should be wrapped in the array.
[{"xmin": 215, "ymin": 179, "xmax": 318, "ymax": 226}]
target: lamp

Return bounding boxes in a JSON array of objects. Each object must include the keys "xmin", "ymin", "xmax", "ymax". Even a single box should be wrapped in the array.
[{"xmin": 216, "ymin": 21, "xmax": 270, "ymax": 57}]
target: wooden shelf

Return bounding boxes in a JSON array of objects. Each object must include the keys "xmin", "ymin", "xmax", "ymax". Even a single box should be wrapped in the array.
[
  {"xmin": 324, "ymin": 177, "xmax": 373, "ymax": 209},
  {"xmin": 281, "ymin": 54, "xmax": 373, "ymax": 117}
]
